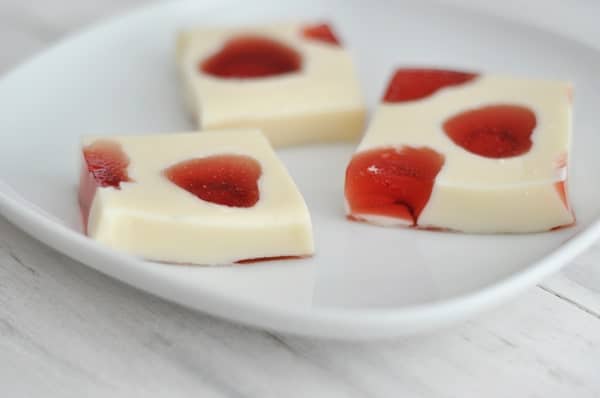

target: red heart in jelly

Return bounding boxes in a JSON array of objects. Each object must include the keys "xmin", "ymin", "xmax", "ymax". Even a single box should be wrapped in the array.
[
  {"xmin": 443, "ymin": 104, "xmax": 536, "ymax": 159},
  {"xmin": 384, "ymin": 68, "xmax": 478, "ymax": 103},
  {"xmin": 302, "ymin": 23, "xmax": 341, "ymax": 46},
  {"xmin": 165, "ymin": 154, "xmax": 262, "ymax": 208},
  {"xmin": 83, "ymin": 140, "xmax": 131, "ymax": 188},
  {"xmin": 201, "ymin": 36, "xmax": 302, "ymax": 79},
  {"xmin": 345, "ymin": 146, "xmax": 445, "ymax": 225}
]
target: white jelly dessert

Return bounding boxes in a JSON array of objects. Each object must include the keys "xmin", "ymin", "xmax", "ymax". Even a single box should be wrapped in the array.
[
  {"xmin": 345, "ymin": 68, "xmax": 574, "ymax": 233},
  {"xmin": 177, "ymin": 22, "xmax": 366, "ymax": 147},
  {"xmin": 79, "ymin": 130, "xmax": 314, "ymax": 264}
]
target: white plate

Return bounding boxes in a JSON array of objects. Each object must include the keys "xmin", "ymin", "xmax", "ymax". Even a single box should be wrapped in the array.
[{"xmin": 1, "ymin": 0, "xmax": 599, "ymax": 340}]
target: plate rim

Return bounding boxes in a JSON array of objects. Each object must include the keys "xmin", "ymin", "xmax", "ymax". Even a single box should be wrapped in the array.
[
  {"xmin": 0, "ymin": 0, "xmax": 598, "ymax": 339},
  {"xmin": 2, "ymin": 185, "xmax": 598, "ymax": 339}
]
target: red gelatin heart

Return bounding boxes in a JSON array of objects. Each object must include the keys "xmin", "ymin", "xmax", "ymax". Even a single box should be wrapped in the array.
[
  {"xmin": 443, "ymin": 105, "xmax": 536, "ymax": 158},
  {"xmin": 83, "ymin": 140, "xmax": 131, "ymax": 188},
  {"xmin": 302, "ymin": 23, "xmax": 341, "ymax": 45},
  {"xmin": 345, "ymin": 147, "xmax": 445, "ymax": 225},
  {"xmin": 384, "ymin": 68, "xmax": 478, "ymax": 103},
  {"xmin": 201, "ymin": 36, "xmax": 302, "ymax": 79},
  {"xmin": 165, "ymin": 155, "xmax": 262, "ymax": 208},
  {"xmin": 80, "ymin": 140, "xmax": 132, "ymax": 232}
]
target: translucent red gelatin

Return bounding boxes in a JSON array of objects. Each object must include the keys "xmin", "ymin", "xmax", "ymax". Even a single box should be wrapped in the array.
[
  {"xmin": 79, "ymin": 140, "xmax": 131, "ymax": 232},
  {"xmin": 554, "ymin": 153, "xmax": 570, "ymax": 210},
  {"xmin": 83, "ymin": 140, "xmax": 131, "ymax": 188},
  {"xmin": 555, "ymin": 181, "xmax": 569, "ymax": 209},
  {"xmin": 551, "ymin": 180, "xmax": 575, "ymax": 230},
  {"xmin": 345, "ymin": 147, "xmax": 445, "ymax": 225},
  {"xmin": 301, "ymin": 23, "xmax": 341, "ymax": 45},
  {"xmin": 236, "ymin": 256, "xmax": 302, "ymax": 264},
  {"xmin": 201, "ymin": 36, "xmax": 302, "ymax": 79},
  {"xmin": 443, "ymin": 105, "xmax": 536, "ymax": 159},
  {"xmin": 383, "ymin": 68, "xmax": 478, "ymax": 103},
  {"xmin": 164, "ymin": 155, "xmax": 262, "ymax": 208}
]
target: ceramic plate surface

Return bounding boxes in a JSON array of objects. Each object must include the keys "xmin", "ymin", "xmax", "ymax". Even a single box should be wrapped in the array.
[{"xmin": 1, "ymin": 0, "xmax": 599, "ymax": 339}]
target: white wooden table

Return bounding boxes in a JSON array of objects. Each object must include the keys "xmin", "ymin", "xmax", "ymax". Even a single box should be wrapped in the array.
[{"xmin": 1, "ymin": 1, "xmax": 599, "ymax": 397}]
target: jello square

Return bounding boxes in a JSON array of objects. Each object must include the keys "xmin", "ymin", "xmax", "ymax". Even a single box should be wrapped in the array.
[
  {"xmin": 345, "ymin": 68, "xmax": 574, "ymax": 233},
  {"xmin": 176, "ymin": 22, "xmax": 366, "ymax": 147},
  {"xmin": 79, "ymin": 130, "xmax": 314, "ymax": 264}
]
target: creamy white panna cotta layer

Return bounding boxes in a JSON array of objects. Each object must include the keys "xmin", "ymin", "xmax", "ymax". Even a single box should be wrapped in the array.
[
  {"xmin": 177, "ymin": 23, "xmax": 366, "ymax": 147},
  {"xmin": 81, "ymin": 130, "xmax": 314, "ymax": 264},
  {"xmin": 347, "ymin": 72, "xmax": 574, "ymax": 233}
]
